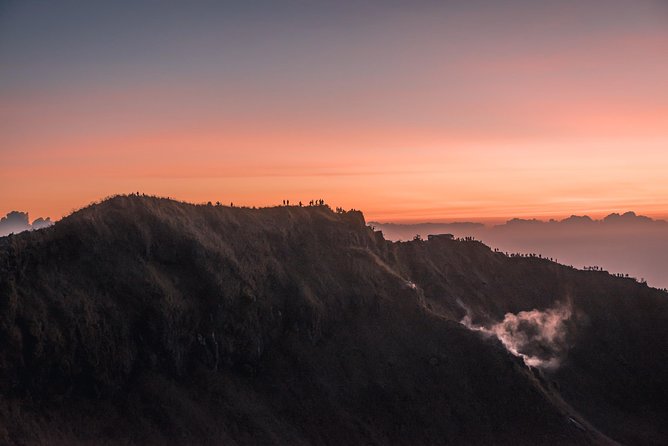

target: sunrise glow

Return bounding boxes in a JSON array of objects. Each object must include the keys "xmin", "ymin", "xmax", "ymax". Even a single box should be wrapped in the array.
[{"xmin": 2, "ymin": 1, "xmax": 667, "ymax": 222}]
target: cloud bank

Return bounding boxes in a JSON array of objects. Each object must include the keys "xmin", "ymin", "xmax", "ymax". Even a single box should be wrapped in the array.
[
  {"xmin": 372, "ymin": 212, "xmax": 668, "ymax": 289},
  {"xmin": 0, "ymin": 211, "xmax": 53, "ymax": 237}
]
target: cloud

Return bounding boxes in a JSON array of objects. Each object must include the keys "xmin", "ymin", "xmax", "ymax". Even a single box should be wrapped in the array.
[
  {"xmin": 460, "ymin": 302, "xmax": 573, "ymax": 369},
  {"xmin": 372, "ymin": 212, "xmax": 668, "ymax": 289},
  {"xmin": 0, "ymin": 211, "xmax": 53, "ymax": 237}
]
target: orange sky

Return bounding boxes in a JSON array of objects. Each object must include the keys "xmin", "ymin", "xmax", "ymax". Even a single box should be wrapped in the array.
[{"xmin": 1, "ymin": 1, "xmax": 667, "ymax": 223}]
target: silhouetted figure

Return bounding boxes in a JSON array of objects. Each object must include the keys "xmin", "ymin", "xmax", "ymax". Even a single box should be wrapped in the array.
[{"xmin": 299, "ymin": 201, "xmax": 302, "ymax": 207}]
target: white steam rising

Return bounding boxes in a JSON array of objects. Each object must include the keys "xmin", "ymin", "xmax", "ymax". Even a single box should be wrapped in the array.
[{"xmin": 459, "ymin": 301, "xmax": 572, "ymax": 369}]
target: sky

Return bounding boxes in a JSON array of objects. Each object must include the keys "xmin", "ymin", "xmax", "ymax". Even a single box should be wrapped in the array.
[{"xmin": 1, "ymin": 0, "xmax": 667, "ymax": 223}]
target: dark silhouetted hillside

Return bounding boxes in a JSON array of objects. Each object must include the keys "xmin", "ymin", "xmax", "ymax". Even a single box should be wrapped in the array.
[
  {"xmin": 1, "ymin": 196, "xmax": 667, "ymax": 445},
  {"xmin": 372, "ymin": 212, "xmax": 668, "ymax": 289}
]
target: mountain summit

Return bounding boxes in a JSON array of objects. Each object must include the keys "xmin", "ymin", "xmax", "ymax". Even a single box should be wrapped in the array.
[{"xmin": 1, "ymin": 195, "xmax": 667, "ymax": 445}]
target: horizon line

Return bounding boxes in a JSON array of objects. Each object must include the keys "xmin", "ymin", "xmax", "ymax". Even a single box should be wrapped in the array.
[{"xmin": 3, "ymin": 193, "xmax": 668, "ymax": 227}]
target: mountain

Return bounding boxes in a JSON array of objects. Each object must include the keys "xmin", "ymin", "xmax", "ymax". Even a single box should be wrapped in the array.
[
  {"xmin": 371, "ymin": 213, "xmax": 668, "ymax": 289},
  {"xmin": 1, "ymin": 195, "xmax": 667, "ymax": 445}
]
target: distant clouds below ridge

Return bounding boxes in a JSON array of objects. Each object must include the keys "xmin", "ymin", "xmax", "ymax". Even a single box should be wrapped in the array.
[
  {"xmin": 0, "ymin": 211, "xmax": 53, "ymax": 237},
  {"xmin": 371, "ymin": 212, "xmax": 668, "ymax": 289}
]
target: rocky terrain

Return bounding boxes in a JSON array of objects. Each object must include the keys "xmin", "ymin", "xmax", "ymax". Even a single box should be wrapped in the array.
[{"xmin": 0, "ymin": 195, "xmax": 666, "ymax": 445}]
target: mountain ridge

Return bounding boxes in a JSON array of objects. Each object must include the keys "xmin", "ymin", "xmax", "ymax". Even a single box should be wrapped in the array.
[
  {"xmin": 0, "ymin": 195, "xmax": 666, "ymax": 445},
  {"xmin": 371, "ymin": 212, "xmax": 668, "ymax": 289}
]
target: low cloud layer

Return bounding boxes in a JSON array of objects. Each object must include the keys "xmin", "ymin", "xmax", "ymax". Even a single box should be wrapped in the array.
[
  {"xmin": 0, "ymin": 211, "xmax": 53, "ymax": 237},
  {"xmin": 460, "ymin": 302, "xmax": 573, "ymax": 369},
  {"xmin": 372, "ymin": 212, "xmax": 668, "ymax": 289}
]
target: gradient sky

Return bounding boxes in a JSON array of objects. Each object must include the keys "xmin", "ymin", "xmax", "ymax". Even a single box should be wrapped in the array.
[{"xmin": 2, "ymin": 0, "xmax": 667, "ymax": 223}]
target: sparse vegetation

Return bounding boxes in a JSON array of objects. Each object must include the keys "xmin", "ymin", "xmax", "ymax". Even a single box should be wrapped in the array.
[{"xmin": 0, "ymin": 195, "xmax": 666, "ymax": 445}]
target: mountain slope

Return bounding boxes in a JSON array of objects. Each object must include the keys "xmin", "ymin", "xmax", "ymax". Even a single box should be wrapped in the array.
[{"xmin": 0, "ymin": 195, "xmax": 666, "ymax": 445}]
